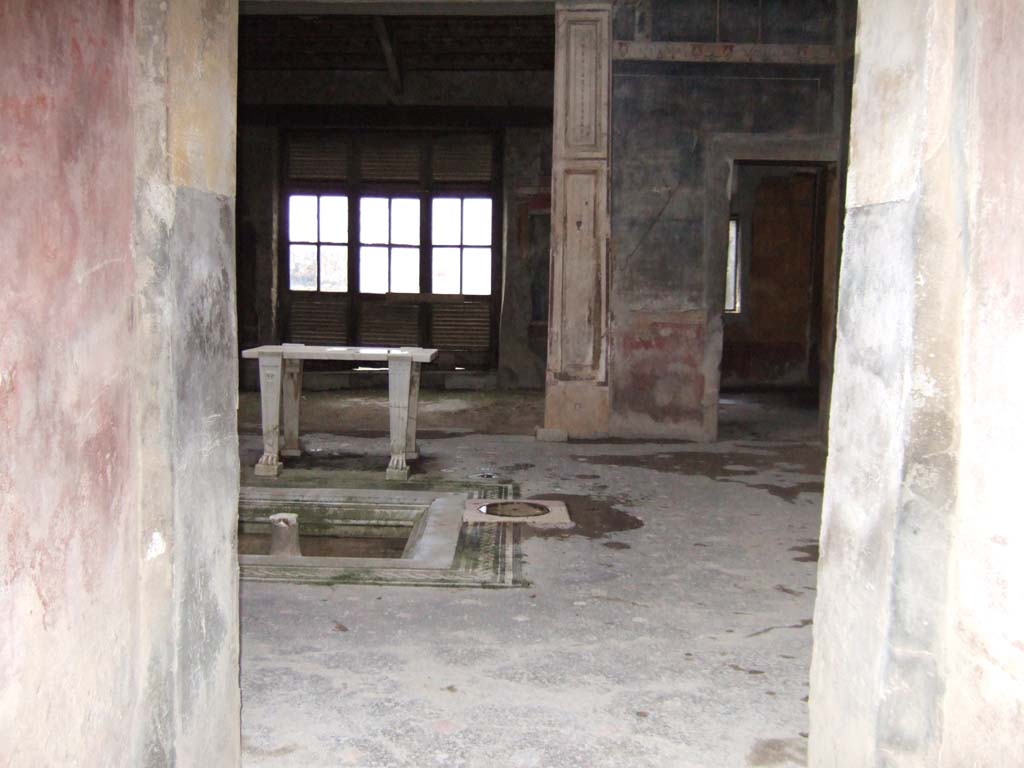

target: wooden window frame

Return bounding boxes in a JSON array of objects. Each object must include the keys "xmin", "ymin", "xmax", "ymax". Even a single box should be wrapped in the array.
[
  {"xmin": 429, "ymin": 195, "xmax": 496, "ymax": 296},
  {"xmin": 285, "ymin": 192, "xmax": 351, "ymax": 294}
]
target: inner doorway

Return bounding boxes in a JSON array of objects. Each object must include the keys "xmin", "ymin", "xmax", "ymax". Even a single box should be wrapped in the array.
[{"xmin": 719, "ymin": 161, "xmax": 839, "ymax": 435}]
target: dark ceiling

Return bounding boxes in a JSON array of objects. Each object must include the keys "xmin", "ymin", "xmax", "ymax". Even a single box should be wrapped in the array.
[{"xmin": 239, "ymin": 15, "xmax": 555, "ymax": 72}]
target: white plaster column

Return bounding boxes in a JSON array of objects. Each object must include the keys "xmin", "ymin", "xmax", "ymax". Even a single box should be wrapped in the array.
[{"xmin": 544, "ymin": 0, "xmax": 612, "ymax": 438}]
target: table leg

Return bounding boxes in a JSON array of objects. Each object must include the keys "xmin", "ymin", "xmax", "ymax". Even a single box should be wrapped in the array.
[
  {"xmin": 254, "ymin": 353, "xmax": 283, "ymax": 477},
  {"xmin": 405, "ymin": 362, "xmax": 421, "ymax": 460},
  {"xmin": 281, "ymin": 358, "xmax": 303, "ymax": 458},
  {"xmin": 386, "ymin": 356, "xmax": 412, "ymax": 480}
]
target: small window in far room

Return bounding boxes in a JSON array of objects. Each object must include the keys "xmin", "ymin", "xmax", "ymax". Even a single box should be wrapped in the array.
[
  {"xmin": 288, "ymin": 194, "xmax": 349, "ymax": 292},
  {"xmin": 725, "ymin": 217, "xmax": 741, "ymax": 314},
  {"xmin": 431, "ymin": 197, "xmax": 493, "ymax": 295}
]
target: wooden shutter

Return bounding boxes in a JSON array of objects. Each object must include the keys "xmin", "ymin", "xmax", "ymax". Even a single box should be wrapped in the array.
[
  {"xmin": 287, "ymin": 293, "xmax": 349, "ymax": 345},
  {"xmin": 358, "ymin": 303, "xmax": 421, "ymax": 346},
  {"xmin": 288, "ymin": 132, "xmax": 349, "ymax": 180},
  {"xmin": 432, "ymin": 135, "xmax": 494, "ymax": 182},
  {"xmin": 360, "ymin": 137, "xmax": 422, "ymax": 182},
  {"xmin": 431, "ymin": 301, "xmax": 491, "ymax": 351}
]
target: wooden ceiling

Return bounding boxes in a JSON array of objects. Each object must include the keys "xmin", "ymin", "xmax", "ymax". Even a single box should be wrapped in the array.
[{"xmin": 239, "ymin": 14, "xmax": 555, "ymax": 71}]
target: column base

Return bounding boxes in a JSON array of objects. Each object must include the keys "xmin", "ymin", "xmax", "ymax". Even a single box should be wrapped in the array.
[
  {"xmin": 536, "ymin": 427, "xmax": 569, "ymax": 442},
  {"xmin": 544, "ymin": 378, "xmax": 609, "ymax": 438}
]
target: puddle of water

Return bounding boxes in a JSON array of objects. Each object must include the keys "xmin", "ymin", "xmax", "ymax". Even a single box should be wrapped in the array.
[
  {"xmin": 524, "ymin": 493, "xmax": 643, "ymax": 539},
  {"xmin": 789, "ymin": 544, "xmax": 819, "ymax": 562},
  {"xmin": 746, "ymin": 737, "xmax": 807, "ymax": 767},
  {"xmin": 576, "ymin": 446, "xmax": 825, "ymax": 503},
  {"xmin": 499, "ymin": 463, "xmax": 535, "ymax": 472}
]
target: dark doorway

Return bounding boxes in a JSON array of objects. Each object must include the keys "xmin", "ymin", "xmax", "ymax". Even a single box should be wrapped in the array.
[{"xmin": 721, "ymin": 162, "xmax": 831, "ymax": 392}]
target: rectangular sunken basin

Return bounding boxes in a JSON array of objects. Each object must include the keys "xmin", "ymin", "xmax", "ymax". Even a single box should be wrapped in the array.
[
  {"xmin": 238, "ymin": 531, "xmax": 408, "ymax": 559},
  {"xmin": 238, "ymin": 487, "xmax": 466, "ymax": 577}
]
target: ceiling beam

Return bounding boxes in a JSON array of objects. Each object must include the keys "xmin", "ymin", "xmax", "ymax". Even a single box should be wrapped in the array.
[
  {"xmin": 613, "ymin": 41, "xmax": 838, "ymax": 66},
  {"xmin": 240, "ymin": 0, "xmax": 555, "ymax": 15},
  {"xmin": 372, "ymin": 16, "xmax": 403, "ymax": 94}
]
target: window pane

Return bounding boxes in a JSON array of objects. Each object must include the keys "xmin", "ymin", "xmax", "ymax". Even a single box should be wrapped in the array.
[
  {"xmin": 391, "ymin": 198, "xmax": 420, "ymax": 245},
  {"xmin": 462, "ymin": 198, "xmax": 492, "ymax": 246},
  {"xmin": 359, "ymin": 246, "xmax": 388, "ymax": 293},
  {"xmin": 289, "ymin": 244, "xmax": 317, "ymax": 291},
  {"xmin": 432, "ymin": 248, "xmax": 461, "ymax": 294},
  {"xmin": 360, "ymin": 197, "xmax": 389, "ymax": 244},
  {"xmin": 462, "ymin": 247, "xmax": 491, "ymax": 295},
  {"xmin": 320, "ymin": 245, "xmax": 348, "ymax": 292},
  {"xmin": 432, "ymin": 198, "xmax": 461, "ymax": 246},
  {"xmin": 390, "ymin": 247, "xmax": 420, "ymax": 293},
  {"xmin": 289, "ymin": 195, "xmax": 318, "ymax": 242},
  {"xmin": 725, "ymin": 219, "xmax": 740, "ymax": 313},
  {"xmin": 319, "ymin": 196, "xmax": 348, "ymax": 244}
]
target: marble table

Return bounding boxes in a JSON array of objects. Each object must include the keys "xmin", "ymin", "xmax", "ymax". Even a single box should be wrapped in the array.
[{"xmin": 241, "ymin": 344, "xmax": 437, "ymax": 480}]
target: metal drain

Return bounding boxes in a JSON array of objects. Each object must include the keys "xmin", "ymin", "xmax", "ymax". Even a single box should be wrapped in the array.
[{"xmin": 478, "ymin": 501, "xmax": 550, "ymax": 518}]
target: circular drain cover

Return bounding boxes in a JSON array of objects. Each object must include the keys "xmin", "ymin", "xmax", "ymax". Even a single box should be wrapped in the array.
[{"xmin": 478, "ymin": 501, "xmax": 550, "ymax": 518}]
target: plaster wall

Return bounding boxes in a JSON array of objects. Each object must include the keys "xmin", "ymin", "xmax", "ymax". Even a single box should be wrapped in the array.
[
  {"xmin": 614, "ymin": 0, "xmax": 837, "ymax": 45},
  {"xmin": 241, "ymin": 69, "xmax": 553, "ymax": 109},
  {"xmin": 606, "ymin": 60, "xmax": 839, "ymax": 438},
  {"xmin": 134, "ymin": 0, "xmax": 241, "ymax": 764},
  {"xmin": 236, "ymin": 125, "xmax": 280, "ymax": 389},
  {"xmin": 0, "ymin": 1, "xmax": 241, "ymax": 765},
  {"xmin": 810, "ymin": 0, "xmax": 1024, "ymax": 764},
  {"xmin": 0, "ymin": 3, "xmax": 140, "ymax": 763},
  {"xmin": 939, "ymin": 0, "xmax": 1024, "ymax": 763},
  {"xmin": 608, "ymin": 0, "xmax": 843, "ymax": 438},
  {"xmin": 499, "ymin": 127, "xmax": 553, "ymax": 389}
]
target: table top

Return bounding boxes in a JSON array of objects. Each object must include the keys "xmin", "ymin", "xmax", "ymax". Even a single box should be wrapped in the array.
[{"xmin": 242, "ymin": 344, "xmax": 438, "ymax": 363}]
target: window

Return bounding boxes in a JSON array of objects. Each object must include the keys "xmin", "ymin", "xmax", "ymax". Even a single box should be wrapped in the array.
[
  {"xmin": 359, "ymin": 196, "xmax": 421, "ymax": 294},
  {"xmin": 431, "ymin": 197, "xmax": 493, "ymax": 295},
  {"xmin": 282, "ymin": 131, "xmax": 500, "ymax": 366},
  {"xmin": 288, "ymin": 194, "xmax": 348, "ymax": 292},
  {"xmin": 725, "ymin": 217, "xmax": 741, "ymax": 313}
]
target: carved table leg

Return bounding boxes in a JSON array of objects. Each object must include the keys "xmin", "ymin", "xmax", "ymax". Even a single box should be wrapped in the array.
[
  {"xmin": 254, "ymin": 353, "xmax": 283, "ymax": 477},
  {"xmin": 405, "ymin": 361, "xmax": 421, "ymax": 460},
  {"xmin": 386, "ymin": 355, "xmax": 412, "ymax": 480},
  {"xmin": 281, "ymin": 357, "xmax": 303, "ymax": 458}
]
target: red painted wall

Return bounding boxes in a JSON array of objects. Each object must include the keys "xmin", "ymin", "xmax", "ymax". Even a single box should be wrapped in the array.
[{"xmin": 0, "ymin": 1, "xmax": 141, "ymax": 762}]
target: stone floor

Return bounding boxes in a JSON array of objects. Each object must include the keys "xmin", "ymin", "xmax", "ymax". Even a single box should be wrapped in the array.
[{"xmin": 239, "ymin": 390, "xmax": 824, "ymax": 767}]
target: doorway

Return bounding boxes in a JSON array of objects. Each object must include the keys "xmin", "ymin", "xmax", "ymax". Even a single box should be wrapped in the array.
[{"xmin": 718, "ymin": 160, "xmax": 840, "ymax": 436}]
